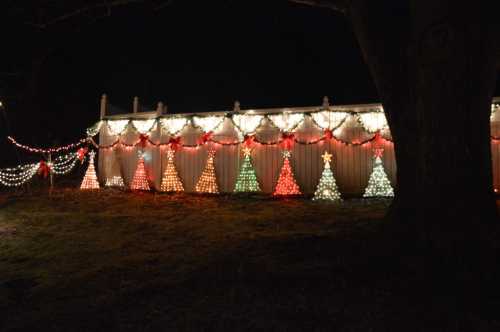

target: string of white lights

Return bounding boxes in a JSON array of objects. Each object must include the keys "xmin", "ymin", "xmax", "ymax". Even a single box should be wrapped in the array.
[
  {"xmin": 51, "ymin": 153, "xmax": 80, "ymax": 175},
  {"xmin": 0, "ymin": 162, "xmax": 40, "ymax": 187}
]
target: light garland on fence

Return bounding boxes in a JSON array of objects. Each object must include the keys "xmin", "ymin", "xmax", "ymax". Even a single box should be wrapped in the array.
[
  {"xmin": 86, "ymin": 120, "xmax": 104, "ymax": 137},
  {"xmin": 132, "ymin": 119, "xmax": 157, "ymax": 134},
  {"xmin": 87, "ymin": 102, "xmax": 500, "ymax": 143},
  {"xmin": 0, "ymin": 162, "xmax": 40, "ymax": 187},
  {"xmin": 160, "ymin": 118, "xmax": 189, "ymax": 135},
  {"xmin": 311, "ymin": 111, "xmax": 349, "ymax": 130},
  {"xmin": 107, "ymin": 120, "xmax": 130, "ymax": 136},
  {"xmin": 192, "ymin": 116, "xmax": 225, "ymax": 133},
  {"xmin": 232, "ymin": 114, "xmax": 264, "ymax": 135},
  {"xmin": 267, "ymin": 112, "xmax": 305, "ymax": 132},
  {"xmin": 357, "ymin": 111, "xmax": 388, "ymax": 133}
]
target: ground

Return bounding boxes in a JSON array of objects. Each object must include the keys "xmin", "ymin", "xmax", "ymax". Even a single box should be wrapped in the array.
[{"xmin": 0, "ymin": 188, "xmax": 499, "ymax": 331}]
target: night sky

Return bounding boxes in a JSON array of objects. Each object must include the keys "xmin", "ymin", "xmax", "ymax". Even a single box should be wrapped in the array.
[{"xmin": 1, "ymin": 0, "xmax": 499, "ymax": 165}]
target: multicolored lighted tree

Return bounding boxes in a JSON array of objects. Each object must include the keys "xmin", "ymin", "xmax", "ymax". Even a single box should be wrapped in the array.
[
  {"xmin": 234, "ymin": 147, "xmax": 260, "ymax": 192},
  {"xmin": 130, "ymin": 154, "xmax": 150, "ymax": 191},
  {"xmin": 160, "ymin": 149, "xmax": 184, "ymax": 192},
  {"xmin": 195, "ymin": 148, "xmax": 219, "ymax": 193},
  {"xmin": 80, "ymin": 151, "xmax": 100, "ymax": 190},
  {"xmin": 313, "ymin": 151, "xmax": 342, "ymax": 201},
  {"xmin": 363, "ymin": 148, "xmax": 394, "ymax": 197},
  {"xmin": 273, "ymin": 150, "xmax": 301, "ymax": 196}
]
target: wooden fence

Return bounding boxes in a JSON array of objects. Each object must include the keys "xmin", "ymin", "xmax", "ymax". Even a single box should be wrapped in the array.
[{"xmin": 96, "ymin": 96, "xmax": 500, "ymax": 195}]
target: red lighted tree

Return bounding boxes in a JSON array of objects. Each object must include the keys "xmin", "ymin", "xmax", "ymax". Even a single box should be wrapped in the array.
[
  {"xmin": 130, "ymin": 155, "xmax": 150, "ymax": 191},
  {"xmin": 273, "ymin": 150, "xmax": 301, "ymax": 196},
  {"xmin": 80, "ymin": 151, "xmax": 100, "ymax": 190}
]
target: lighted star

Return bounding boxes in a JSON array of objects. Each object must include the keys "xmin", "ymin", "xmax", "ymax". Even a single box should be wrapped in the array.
[
  {"xmin": 207, "ymin": 149, "xmax": 216, "ymax": 159},
  {"xmin": 282, "ymin": 150, "xmax": 291, "ymax": 158},
  {"xmin": 374, "ymin": 148, "xmax": 384, "ymax": 158},
  {"xmin": 321, "ymin": 151, "xmax": 332, "ymax": 163},
  {"xmin": 242, "ymin": 147, "xmax": 252, "ymax": 157}
]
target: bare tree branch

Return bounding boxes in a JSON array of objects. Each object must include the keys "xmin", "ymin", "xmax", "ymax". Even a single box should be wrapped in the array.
[
  {"xmin": 288, "ymin": 0, "xmax": 348, "ymax": 14},
  {"xmin": 24, "ymin": 0, "xmax": 153, "ymax": 29}
]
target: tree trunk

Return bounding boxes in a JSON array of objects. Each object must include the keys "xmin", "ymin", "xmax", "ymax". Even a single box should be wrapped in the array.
[{"xmin": 348, "ymin": 1, "xmax": 499, "ymax": 248}]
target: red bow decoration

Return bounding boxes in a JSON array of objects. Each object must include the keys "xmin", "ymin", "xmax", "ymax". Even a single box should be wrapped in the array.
[
  {"xmin": 77, "ymin": 147, "xmax": 88, "ymax": 163},
  {"xmin": 139, "ymin": 134, "xmax": 149, "ymax": 148},
  {"xmin": 168, "ymin": 136, "xmax": 182, "ymax": 151},
  {"xmin": 198, "ymin": 131, "xmax": 213, "ymax": 145},
  {"xmin": 243, "ymin": 135, "xmax": 255, "ymax": 147},
  {"xmin": 38, "ymin": 160, "xmax": 51, "ymax": 178},
  {"xmin": 372, "ymin": 131, "xmax": 384, "ymax": 149},
  {"xmin": 324, "ymin": 129, "xmax": 333, "ymax": 140},
  {"xmin": 280, "ymin": 133, "xmax": 295, "ymax": 150}
]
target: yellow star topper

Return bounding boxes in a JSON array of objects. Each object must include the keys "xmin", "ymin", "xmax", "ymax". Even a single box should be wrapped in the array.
[
  {"xmin": 321, "ymin": 151, "xmax": 332, "ymax": 163},
  {"xmin": 242, "ymin": 147, "xmax": 252, "ymax": 157}
]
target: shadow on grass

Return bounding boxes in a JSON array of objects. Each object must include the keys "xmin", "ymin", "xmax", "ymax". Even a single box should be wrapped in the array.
[{"xmin": 0, "ymin": 189, "xmax": 499, "ymax": 331}]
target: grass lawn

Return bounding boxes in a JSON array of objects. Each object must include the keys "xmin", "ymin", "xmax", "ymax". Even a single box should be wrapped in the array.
[{"xmin": 1, "ymin": 188, "xmax": 499, "ymax": 331}]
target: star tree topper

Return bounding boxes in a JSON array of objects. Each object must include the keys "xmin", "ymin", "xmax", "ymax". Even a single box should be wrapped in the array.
[
  {"xmin": 282, "ymin": 150, "xmax": 291, "ymax": 158},
  {"xmin": 374, "ymin": 148, "xmax": 384, "ymax": 158},
  {"xmin": 242, "ymin": 147, "xmax": 252, "ymax": 157},
  {"xmin": 321, "ymin": 151, "xmax": 332, "ymax": 163}
]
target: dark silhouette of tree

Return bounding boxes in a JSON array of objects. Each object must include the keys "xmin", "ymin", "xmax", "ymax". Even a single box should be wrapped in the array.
[{"xmin": 291, "ymin": 0, "xmax": 500, "ymax": 248}]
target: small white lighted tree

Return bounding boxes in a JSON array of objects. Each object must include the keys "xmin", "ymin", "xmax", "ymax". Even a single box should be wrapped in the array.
[{"xmin": 363, "ymin": 148, "xmax": 394, "ymax": 197}]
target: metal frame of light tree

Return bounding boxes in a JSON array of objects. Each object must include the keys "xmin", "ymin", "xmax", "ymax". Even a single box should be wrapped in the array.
[
  {"xmin": 160, "ymin": 148, "xmax": 184, "ymax": 192},
  {"xmin": 363, "ymin": 148, "xmax": 394, "ymax": 197},
  {"xmin": 313, "ymin": 151, "xmax": 342, "ymax": 201},
  {"xmin": 195, "ymin": 148, "xmax": 219, "ymax": 194},
  {"xmin": 130, "ymin": 151, "xmax": 150, "ymax": 191},
  {"xmin": 234, "ymin": 147, "xmax": 261, "ymax": 192},
  {"xmin": 80, "ymin": 151, "xmax": 100, "ymax": 190},
  {"xmin": 273, "ymin": 149, "xmax": 302, "ymax": 196}
]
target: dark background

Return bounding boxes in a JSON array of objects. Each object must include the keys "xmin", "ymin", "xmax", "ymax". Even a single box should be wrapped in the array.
[{"xmin": 1, "ymin": 0, "xmax": 499, "ymax": 166}]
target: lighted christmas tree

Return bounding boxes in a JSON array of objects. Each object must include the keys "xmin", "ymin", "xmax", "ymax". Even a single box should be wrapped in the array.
[
  {"xmin": 80, "ymin": 151, "xmax": 100, "ymax": 190},
  {"xmin": 313, "ymin": 151, "xmax": 342, "ymax": 201},
  {"xmin": 234, "ymin": 147, "xmax": 260, "ymax": 192},
  {"xmin": 363, "ymin": 149, "xmax": 394, "ymax": 197},
  {"xmin": 130, "ymin": 154, "xmax": 150, "ymax": 191},
  {"xmin": 105, "ymin": 151, "xmax": 125, "ymax": 187},
  {"xmin": 105, "ymin": 176, "xmax": 125, "ymax": 187},
  {"xmin": 273, "ymin": 150, "xmax": 301, "ymax": 196},
  {"xmin": 160, "ymin": 149, "xmax": 184, "ymax": 192},
  {"xmin": 195, "ymin": 148, "xmax": 219, "ymax": 193}
]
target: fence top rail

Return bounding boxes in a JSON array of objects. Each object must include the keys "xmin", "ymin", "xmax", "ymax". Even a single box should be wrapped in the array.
[
  {"xmin": 102, "ymin": 97, "xmax": 500, "ymax": 120},
  {"xmin": 102, "ymin": 102, "xmax": 386, "ymax": 120}
]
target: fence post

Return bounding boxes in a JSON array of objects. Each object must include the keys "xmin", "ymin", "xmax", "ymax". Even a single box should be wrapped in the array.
[
  {"xmin": 133, "ymin": 96, "xmax": 139, "ymax": 114},
  {"xmin": 156, "ymin": 101, "xmax": 164, "ymax": 117},
  {"xmin": 322, "ymin": 96, "xmax": 330, "ymax": 109},
  {"xmin": 100, "ymin": 94, "xmax": 107, "ymax": 120},
  {"xmin": 233, "ymin": 100, "xmax": 241, "ymax": 112},
  {"xmin": 48, "ymin": 152, "xmax": 53, "ymax": 192}
]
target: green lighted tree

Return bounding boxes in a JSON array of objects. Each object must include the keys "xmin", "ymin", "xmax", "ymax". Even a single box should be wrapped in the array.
[{"xmin": 234, "ymin": 147, "xmax": 260, "ymax": 192}]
